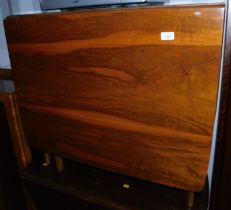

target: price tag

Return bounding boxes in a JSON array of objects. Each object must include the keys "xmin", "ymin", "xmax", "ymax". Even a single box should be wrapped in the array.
[{"xmin": 161, "ymin": 32, "xmax": 175, "ymax": 41}]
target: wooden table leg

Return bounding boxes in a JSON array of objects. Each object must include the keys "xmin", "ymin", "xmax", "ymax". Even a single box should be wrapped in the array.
[
  {"xmin": 43, "ymin": 153, "xmax": 51, "ymax": 166},
  {"xmin": 55, "ymin": 156, "xmax": 64, "ymax": 172},
  {"xmin": 188, "ymin": 192, "xmax": 195, "ymax": 210}
]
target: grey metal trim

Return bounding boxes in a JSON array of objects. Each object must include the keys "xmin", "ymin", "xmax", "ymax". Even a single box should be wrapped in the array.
[{"xmin": 40, "ymin": 0, "xmax": 168, "ymax": 10}]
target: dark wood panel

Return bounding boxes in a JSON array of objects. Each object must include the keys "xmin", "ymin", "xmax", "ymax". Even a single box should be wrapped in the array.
[
  {"xmin": 0, "ymin": 69, "xmax": 12, "ymax": 81},
  {"xmin": 210, "ymin": 1, "xmax": 231, "ymax": 210},
  {"xmin": 23, "ymin": 181, "xmax": 111, "ymax": 210},
  {"xmin": 4, "ymin": 5, "xmax": 224, "ymax": 192}
]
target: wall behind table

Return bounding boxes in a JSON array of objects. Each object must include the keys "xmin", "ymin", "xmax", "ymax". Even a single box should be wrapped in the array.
[
  {"xmin": 0, "ymin": 1, "xmax": 12, "ymax": 92},
  {"xmin": 0, "ymin": 0, "xmax": 41, "ymax": 92}
]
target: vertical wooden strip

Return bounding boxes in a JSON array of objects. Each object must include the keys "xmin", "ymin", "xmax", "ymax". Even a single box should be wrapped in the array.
[
  {"xmin": 0, "ymin": 97, "xmax": 29, "ymax": 210},
  {"xmin": 1, "ymin": 93, "xmax": 32, "ymax": 169}
]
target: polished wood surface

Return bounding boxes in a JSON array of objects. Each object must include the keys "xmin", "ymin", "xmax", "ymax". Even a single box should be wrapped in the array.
[{"xmin": 4, "ymin": 5, "xmax": 224, "ymax": 191}]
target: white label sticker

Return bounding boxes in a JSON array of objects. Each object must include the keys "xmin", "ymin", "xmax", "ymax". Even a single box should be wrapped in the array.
[{"xmin": 161, "ymin": 32, "xmax": 175, "ymax": 41}]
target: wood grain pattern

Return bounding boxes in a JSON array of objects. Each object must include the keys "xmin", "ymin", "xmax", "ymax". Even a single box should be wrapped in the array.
[{"xmin": 4, "ymin": 5, "xmax": 224, "ymax": 191}]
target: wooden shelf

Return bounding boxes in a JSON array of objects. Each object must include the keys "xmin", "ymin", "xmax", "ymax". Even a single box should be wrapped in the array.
[{"xmin": 21, "ymin": 150, "xmax": 208, "ymax": 210}]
